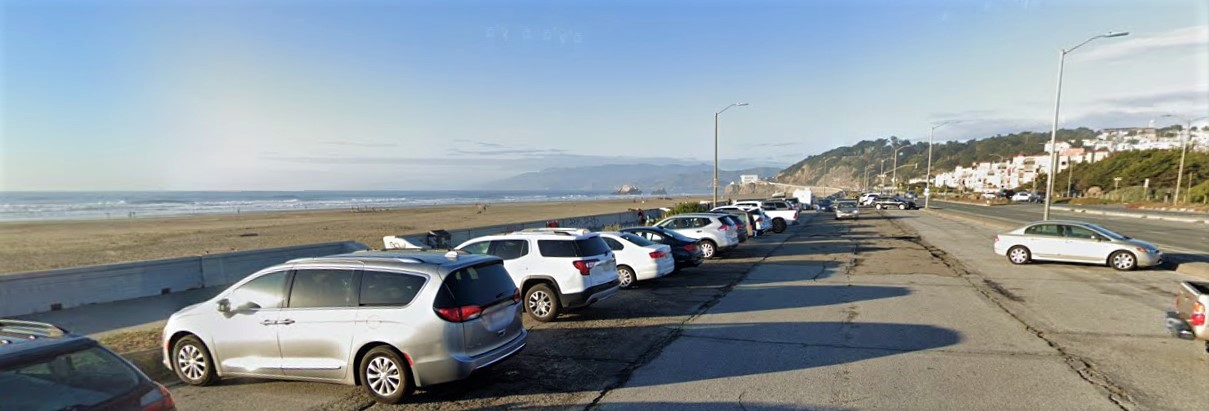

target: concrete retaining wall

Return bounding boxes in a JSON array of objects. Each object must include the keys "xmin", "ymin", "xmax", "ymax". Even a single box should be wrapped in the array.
[{"xmin": 0, "ymin": 241, "xmax": 369, "ymax": 317}]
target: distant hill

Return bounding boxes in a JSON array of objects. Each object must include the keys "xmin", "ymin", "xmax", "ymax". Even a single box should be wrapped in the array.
[
  {"xmin": 774, "ymin": 128, "xmax": 1102, "ymax": 188},
  {"xmin": 1048, "ymin": 149, "xmax": 1209, "ymax": 200},
  {"xmin": 487, "ymin": 164, "xmax": 782, "ymax": 193}
]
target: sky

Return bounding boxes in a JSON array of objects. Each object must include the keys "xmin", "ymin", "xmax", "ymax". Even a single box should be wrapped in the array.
[{"xmin": 2, "ymin": 0, "xmax": 1207, "ymax": 191}]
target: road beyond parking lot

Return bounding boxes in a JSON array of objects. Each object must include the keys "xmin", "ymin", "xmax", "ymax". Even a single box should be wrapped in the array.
[{"xmin": 169, "ymin": 211, "xmax": 1209, "ymax": 410}]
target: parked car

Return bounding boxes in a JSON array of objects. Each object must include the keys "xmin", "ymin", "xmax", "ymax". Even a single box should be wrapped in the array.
[
  {"xmin": 872, "ymin": 196, "xmax": 917, "ymax": 210},
  {"xmin": 859, "ymin": 193, "xmax": 881, "ymax": 206},
  {"xmin": 993, "ymin": 220, "xmax": 1162, "ymax": 271},
  {"xmin": 1011, "ymin": 191, "xmax": 1035, "ymax": 202},
  {"xmin": 716, "ymin": 213, "xmax": 749, "ymax": 242},
  {"xmin": 653, "ymin": 213, "xmax": 739, "ymax": 258},
  {"xmin": 715, "ymin": 205, "xmax": 772, "ymax": 234},
  {"xmin": 457, "ymin": 228, "xmax": 620, "ymax": 322},
  {"xmin": 1165, "ymin": 280, "xmax": 1209, "ymax": 354},
  {"xmin": 1, "ymin": 320, "xmax": 176, "ymax": 411},
  {"xmin": 619, "ymin": 226, "xmax": 705, "ymax": 270},
  {"xmin": 710, "ymin": 206, "xmax": 762, "ymax": 238},
  {"xmin": 161, "ymin": 251, "xmax": 526, "ymax": 404},
  {"xmin": 598, "ymin": 232, "xmax": 675, "ymax": 288},
  {"xmin": 834, "ymin": 200, "xmax": 860, "ymax": 220}
]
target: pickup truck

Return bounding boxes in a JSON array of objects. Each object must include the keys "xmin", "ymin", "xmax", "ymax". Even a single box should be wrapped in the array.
[
  {"xmin": 732, "ymin": 200, "xmax": 799, "ymax": 233},
  {"xmin": 1166, "ymin": 280, "xmax": 1209, "ymax": 353}
]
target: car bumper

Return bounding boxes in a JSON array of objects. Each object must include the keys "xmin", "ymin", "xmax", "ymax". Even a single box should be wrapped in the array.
[
  {"xmin": 562, "ymin": 280, "xmax": 620, "ymax": 308},
  {"xmin": 1164, "ymin": 311, "xmax": 1208, "ymax": 341},
  {"xmin": 413, "ymin": 330, "xmax": 527, "ymax": 387},
  {"xmin": 635, "ymin": 258, "xmax": 675, "ymax": 280},
  {"xmin": 675, "ymin": 254, "xmax": 704, "ymax": 269},
  {"xmin": 1138, "ymin": 251, "xmax": 1163, "ymax": 267}
]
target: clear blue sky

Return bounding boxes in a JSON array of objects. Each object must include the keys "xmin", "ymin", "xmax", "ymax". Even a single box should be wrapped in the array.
[{"xmin": 2, "ymin": 0, "xmax": 1207, "ymax": 190}]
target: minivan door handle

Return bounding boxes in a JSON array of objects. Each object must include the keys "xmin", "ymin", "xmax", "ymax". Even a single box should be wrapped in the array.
[
  {"xmin": 278, "ymin": 319, "xmax": 295, "ymax": 325},
  {"xmin": 260, "ymin": 319, "xmax": 276, "ymax": 326}
]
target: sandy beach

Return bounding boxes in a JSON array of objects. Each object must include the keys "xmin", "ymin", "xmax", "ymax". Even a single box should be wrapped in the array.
[{"xmin": 0, "ymin": 197, "xmax": 691, "ymax": 275}]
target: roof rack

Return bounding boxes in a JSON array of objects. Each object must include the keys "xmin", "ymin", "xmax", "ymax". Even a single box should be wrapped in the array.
[
  {"xmin": 515, "ymin": 228, "xmax": 592, "ymax": 236},
  {"xmin": 0, "ymin": 319, "xmax": 68, "ymax": 339}
]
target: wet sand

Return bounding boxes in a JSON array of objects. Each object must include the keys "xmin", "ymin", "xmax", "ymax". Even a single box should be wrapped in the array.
[{"xmin": 0, "ymin": 197, "xmax": 690, "ymax": 274}]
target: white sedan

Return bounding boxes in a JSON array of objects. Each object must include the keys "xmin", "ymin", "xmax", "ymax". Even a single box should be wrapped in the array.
[{"xmin": 599, "ymin": 232, "xmax": 675, "ymax": 288}]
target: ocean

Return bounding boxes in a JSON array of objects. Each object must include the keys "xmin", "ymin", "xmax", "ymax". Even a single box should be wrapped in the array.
[{"xmin": 0, "ymin": 191, "xmax": 689, "ymax": 222}]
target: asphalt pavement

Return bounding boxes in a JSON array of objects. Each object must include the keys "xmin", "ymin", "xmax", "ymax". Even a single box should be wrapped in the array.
[{"xmin": 932, "ymin": 201, "xmax": 1209, "ymax": 263}]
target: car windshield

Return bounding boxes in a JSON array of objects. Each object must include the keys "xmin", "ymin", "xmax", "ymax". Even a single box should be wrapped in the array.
[{"xmin": 0, "ymin": 345, "xmax": 143, "ymax": 411}]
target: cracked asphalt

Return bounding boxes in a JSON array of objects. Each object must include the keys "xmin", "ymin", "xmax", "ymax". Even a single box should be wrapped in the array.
[{"xmin": 170, "ymin": 210, "xmax": 1209, "ymax": 410}]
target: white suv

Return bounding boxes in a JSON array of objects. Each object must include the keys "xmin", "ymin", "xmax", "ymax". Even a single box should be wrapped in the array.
[
  {"xmin": 456, "ymin": 228, "xmax": 620, "ymax": 322},
  {"xmin": 653, "ymin": 213, "xmax": 739, "ymax": 258}
]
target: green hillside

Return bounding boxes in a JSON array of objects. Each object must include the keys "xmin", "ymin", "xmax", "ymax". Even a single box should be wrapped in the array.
[{"xmin": 1044, "ymin": 149, "xmax": 1209, "ymax": 202}]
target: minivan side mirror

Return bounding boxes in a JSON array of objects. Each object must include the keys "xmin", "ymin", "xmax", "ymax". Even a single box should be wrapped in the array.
[{"xmin": 217, "ymin": 298, "xmax": 230, "ymax": 313}]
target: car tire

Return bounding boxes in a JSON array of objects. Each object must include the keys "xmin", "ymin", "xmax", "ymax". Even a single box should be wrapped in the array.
[
  {"xmin": 173, "ymin": 335, "xmax": 218, "ymax": 386},
  {"xmin": 772, "ymin": 219, "xmax": 786, "ymax": 233},
  {"xmin": 1109, "ymin": 251, "xmax": 1137, "ymax": 271},
  {"xmin": 898, "ymin": 204, "xmax": 907, "ymax": 210},
  {"xmin": 524, "ymin": 283, "xmax": 561, "ymax": 322},
  {"xmin": 617, "ymin": 265, "xmax": 636, "ymax": 289},
  {"xmin": 875, "ymin": 204, "xmax": 884, "ymax": 210},
  {"xmin": 699, "ymin": 240, "xmax": 718, "ymax": 258},
  {"xmin": 1007, "ymin": 246, "xmax": 1031, "ymax": 265},
  {"xmin": 360, "ymin": 346, "xmax": 412, "ymax": 404}
]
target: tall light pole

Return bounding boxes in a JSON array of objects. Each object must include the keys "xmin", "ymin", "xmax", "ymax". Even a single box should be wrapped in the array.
[
  {"xmin": 1160, "ymin": 114, "xmax": 1208, "ymax": 204},
  {"xmin": 1043, "ymin": 31, "xmax": 1129, "ymax": 220},
  {"xmin": 713, "ymin": 102, "xmax": 749, "ymax": 206},
  {"xmin": 864, "ymin": 164, "xmax": 877, "ymax": 192},
  {"xmin": 890, "ymin": 144, "xmax": 909, "ymax": 192},
  {"xmin": 925, "ymin": 120, "xmax": 959, "ymax": 209}
]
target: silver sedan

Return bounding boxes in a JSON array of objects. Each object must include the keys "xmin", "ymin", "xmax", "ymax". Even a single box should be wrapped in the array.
[{"xmin": 993, "ymin": 220, "xmax": 1162, "ymax": 271}]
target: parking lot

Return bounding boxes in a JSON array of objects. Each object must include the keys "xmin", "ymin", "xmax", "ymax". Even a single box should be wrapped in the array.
[{"xmin": 165, "ymin": 209, "xmax": 1209, "ymax": 410}]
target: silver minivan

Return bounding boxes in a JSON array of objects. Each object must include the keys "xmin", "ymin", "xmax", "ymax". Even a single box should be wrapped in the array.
[{"xmin": 160, "ymin": 251, "xmax": 526, "ymax": 404}]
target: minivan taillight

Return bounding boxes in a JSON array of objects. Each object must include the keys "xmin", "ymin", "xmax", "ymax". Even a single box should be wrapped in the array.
[
  {"xmin": 140, "ymin": 383, "xmax": 175, "ymax": 411},
  {"xmin": 573, "ymin": 259, "xmax": 599, "ymax": 275},
  {"xmin": 435, "ymin": 305, "xmax": 483, "ymax": 322},
  {"xmin": 1192, "ymin": 302, "xmax": 1206, "ymax": 327},
  {"xmin": 649, "ymin": 250, "xmax": 667, "ymax": 259}
]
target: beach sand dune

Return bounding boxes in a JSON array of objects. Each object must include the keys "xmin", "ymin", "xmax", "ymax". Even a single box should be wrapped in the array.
[{"xmin": 0, "ymin": 198, "xmax": 687, "ymax": 275}]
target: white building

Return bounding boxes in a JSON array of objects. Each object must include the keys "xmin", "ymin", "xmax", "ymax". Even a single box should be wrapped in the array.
[{"xmin": 740, "ymin": 174, "xmax": 759, "ymax": 184}]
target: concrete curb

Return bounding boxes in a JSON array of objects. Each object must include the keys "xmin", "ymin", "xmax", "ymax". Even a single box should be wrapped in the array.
[
  {"xmin": 1051, "ymin": 206, "xmax": 1209, "ymax": 224},
  {"xmin": 1176, "ymin": 262, "xmax": 1209, "ymax": 280}
]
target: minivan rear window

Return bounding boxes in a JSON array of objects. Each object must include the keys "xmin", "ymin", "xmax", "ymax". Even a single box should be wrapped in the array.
[
  {"xmin": 0, "ymin": 345, "xmax": 143, "ymax": 411},
  {"xmin": 435, "ymin": 262, "xmax": 518, "ymax": 308},
  {"xmin": 537, "ymin": 237, "xmax": 611, "ymax": 257}
]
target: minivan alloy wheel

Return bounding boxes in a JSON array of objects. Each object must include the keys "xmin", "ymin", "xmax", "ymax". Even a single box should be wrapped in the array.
[
  {"xmin": 366, "ymin": 357, "xmax": 401, "ymax": 397},
  {"xmin": 176, "ymin": 344, "xmax": 206, "ymax": 380}
]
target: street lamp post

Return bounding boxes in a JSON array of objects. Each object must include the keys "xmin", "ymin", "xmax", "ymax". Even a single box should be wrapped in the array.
[
  {"xmin": 1160, "ymin": 114, "xmax": 1208, "ymax": 205},
  {"xmin": 924, "ymin": 120, "xmax": 959, "ymax": 209},
  {"xmin": 1043, "ymin": 31, "xmax": 1129, "ymax": 220},
  {"xmin": 890, "ymin": 145, "xmax": 909, "ymax": 192},
  {"xmin": 713, "ymin": 102, "xmax": 749, "ymax": 207}
]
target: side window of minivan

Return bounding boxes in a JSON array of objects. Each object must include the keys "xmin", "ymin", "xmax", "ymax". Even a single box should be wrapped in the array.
[
  {"xmin": 228, "ymin": 271, "xmax": 288, "ymax": 310},
  {"xmin": 489, "ymin": 240, "xmax": 528, "ymax": 260},
  {"xmin": 359, "ymin": 271, "xmax": 426, "ymax": 306},
  {"xmin": 288, "ymin": 269, "xmax": 356, "ymax": 308}
]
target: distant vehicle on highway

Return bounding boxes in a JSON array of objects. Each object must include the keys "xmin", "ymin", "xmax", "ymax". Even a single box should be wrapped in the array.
[
  {"xmin": 1011, "ymin": 192, "xmax": 1035, "ymax": 202},
  {"xmin": 619, "ymin": 226, "xmax": 705, "ymax": 271},
  {"xmin": 834, "ymin": 201, "xmax": 860, "ymax": 220},
  {"xmin": 161, "ymin": 251, "xmax": 527, "ymax": 404},
  {"xmin": 654, "ymin": 213, "xmax": 739, "ymax": 258},
  {"xmin": 1165, "ymin": 280, "xmax": 1209, "ymax": 354},
  {"xmin": 1, "ymin": 319, "xmax": 177, "ymax": 411},
  {"xmin": 993, "ymin": 220, "xmax": 1162, "ymax": 271},
  {"xmin": 597, "ymin": 231, "xmax": 674, "ymax": 288},
  {"xmin": 816, "ymin": 198, "xmax": 833, "ymax": 212},
  {"xmin": 458, "ymin": 228, "xmax": 620, "ymax": 322},
  {"xmin": 872, "ymin": 196, "xmax": 917, "ymax": 210}
]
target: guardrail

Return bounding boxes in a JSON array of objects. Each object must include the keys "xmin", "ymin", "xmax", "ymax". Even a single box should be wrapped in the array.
[{"xmin": 0, "ymin": 241, "xmax": 369, "ymax": 317}]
